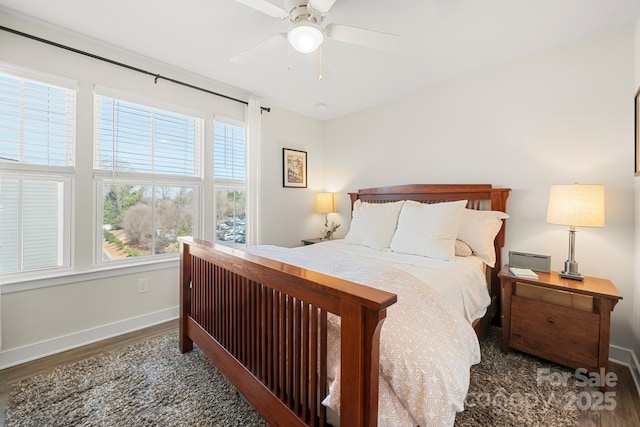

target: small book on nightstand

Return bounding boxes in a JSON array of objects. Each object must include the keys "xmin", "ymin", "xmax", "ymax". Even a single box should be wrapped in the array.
[{"xmin": 509, "ymin": 267, "xmax": 539, "ymax": 279}]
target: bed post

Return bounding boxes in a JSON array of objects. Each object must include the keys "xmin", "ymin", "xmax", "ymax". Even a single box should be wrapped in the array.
[
  {"xmin": 490, "ymin": 188, "xmax": 510, "ymax": 325},
  {"xmin": 179, "ymin": 240, "xmax": 193, "ymax": 353},
  {"xmin": 490, "ymin": 188, "xmax": 510, "ymax": 274},
  {"xmin": 339, "ymin": 302, "xmax": 387, "ymax": 427}
]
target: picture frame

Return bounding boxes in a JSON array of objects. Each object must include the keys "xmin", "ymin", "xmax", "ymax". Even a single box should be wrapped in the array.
[
  {"xmin": 635, "ymin": 87, "xmax": 640, "ymax": 175},
  {"xmin": 283, "ymin": 148, "xmax": 307, "ymax": 188}
]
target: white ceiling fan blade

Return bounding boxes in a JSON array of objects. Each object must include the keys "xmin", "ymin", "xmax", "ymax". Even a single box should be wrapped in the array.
[
  {"xmin": 230, "ymin": 34, "xmax": 287, "ymax": 64},
  {"xmin": 307, "ymin": 0, "xmax": 337, "ymax": 16},
  {"xmin": 325, "ymin": 24, "xmax": 401, "ymax": 50},
  {"xmin": 232, "ymin": 0, "xmax": 288, "ymax": 19},
  {"xmin": 308, "ymin": 47, "xmax": 331, "ymax": 81}
]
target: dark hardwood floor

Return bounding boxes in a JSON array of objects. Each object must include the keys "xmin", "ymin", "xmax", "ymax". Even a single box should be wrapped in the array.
[
  {"xmin": 577, "ymin": 361, "xmax": 640, "ymax": 426},
  {"xmin": 1, "ymin": 319, "xmax": 638, "ymax": 426}
]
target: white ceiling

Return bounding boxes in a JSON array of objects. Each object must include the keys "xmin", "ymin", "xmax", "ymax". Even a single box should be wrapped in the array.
[{"xmin": 1, "ymin": 0, "xmax": 640, "ymax": 120}]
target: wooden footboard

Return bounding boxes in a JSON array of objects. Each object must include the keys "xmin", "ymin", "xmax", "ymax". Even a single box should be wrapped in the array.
[{"xmin": 179, "ymin": 237, "xmax": 397, "ymax": 427}]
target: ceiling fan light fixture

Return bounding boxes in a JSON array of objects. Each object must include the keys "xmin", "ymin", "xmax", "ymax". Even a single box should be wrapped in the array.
[{"xmin": 288, "ymin": 22, "xmax": 324, "ymax": 54}]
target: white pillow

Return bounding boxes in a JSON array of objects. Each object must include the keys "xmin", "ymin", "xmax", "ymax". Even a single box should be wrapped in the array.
[
  {"xmin": 390, "ymin": 200, "xmax": 467, "ymax": 261},
  {"xmin": 344, "ymin": 200, "xmax": 405, "ymax": 250},
  {"xmin": 458, "ymin": 209, "xmax": 510, "ymax": 267}
]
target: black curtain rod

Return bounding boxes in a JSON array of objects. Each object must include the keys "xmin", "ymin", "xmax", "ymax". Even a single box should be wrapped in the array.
[{"xmin": 0, "ymin": 25, "xmax": 270, "ymax": 113}]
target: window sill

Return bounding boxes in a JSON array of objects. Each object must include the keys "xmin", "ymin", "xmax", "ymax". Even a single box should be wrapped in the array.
[{"xmin": 1, "ymin": 258, "xmax": 179, "ymax": 294}]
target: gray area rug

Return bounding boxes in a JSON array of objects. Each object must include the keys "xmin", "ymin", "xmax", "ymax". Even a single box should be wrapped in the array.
[
  {"xmin": 6, "ymin": 333, "xmax": 268, "ymax": 427},
  {"xmin": 7, "ymin": 327, "xmax": 578, "ymax": 426},
  {"xmin": 455, "ymin": 327, "xmax": 578, "ymax": 426}
]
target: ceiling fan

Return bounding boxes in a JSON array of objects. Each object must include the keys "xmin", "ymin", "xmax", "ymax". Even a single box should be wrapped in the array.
[{"xmin": 230, "ymin": 0, "xmax": 401, "ymax": 80}]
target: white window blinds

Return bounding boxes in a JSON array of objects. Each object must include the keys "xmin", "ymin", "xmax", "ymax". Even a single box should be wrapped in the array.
[
  {"xmin": 0, "ymin": 68, "xmax": 75, "ymax": 276},
  {"xmin": 213, "ymin": 122, "xmax": 246, "ymax": 181},
  {"xmin": 0, "ymin": 72, "xmax": 75, "ymax": 167},
  {"xmin": 94, "ymin": 94, "xmax": 202, "ymax": 178}
]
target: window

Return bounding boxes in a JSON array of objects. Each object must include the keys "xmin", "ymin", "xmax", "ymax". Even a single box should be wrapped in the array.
[
  {"xmin": 0, "ymin": 68, "xmax": 76, "ymax": 277},
  {"xmin": 94, "ymin": 90, "xmax": 202, "ymax": 263},
  {"xmin": 213, "ymin": 121, "xmax": 246, "ymax": 248}
]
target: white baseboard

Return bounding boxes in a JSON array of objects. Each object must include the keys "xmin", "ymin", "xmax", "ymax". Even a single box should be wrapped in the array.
[
  {"xmin": 609, "ymin": 344, "xmax": 640, "ymax": 398},
  {"xmin": 0, "ymin": 306, "xmax": 179, "ymax": 370},
  {"xmin": 629, "ymin": 351, "xmax": 640, "ymax": 398}
]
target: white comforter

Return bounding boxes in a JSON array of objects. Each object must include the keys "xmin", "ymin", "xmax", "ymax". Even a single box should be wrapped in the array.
[{"xmin": 245, "ymin": 240, "xmax": 486, "ymax": 426}]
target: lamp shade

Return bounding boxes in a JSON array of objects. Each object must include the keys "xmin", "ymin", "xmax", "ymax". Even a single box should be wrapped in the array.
[
  {"xmin": 288, "ymin": 23, "xmax": 324, "ymax": 53},
  {"xmin": 316, "ymin": 192, "xmax": 335, "ymax": 214},
  {"xmin": 546, "ymin": 184, "xmax": 605, "ymax": 227}
]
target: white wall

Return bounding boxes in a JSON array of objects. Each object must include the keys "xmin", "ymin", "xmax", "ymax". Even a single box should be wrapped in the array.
[
  {"xmin": 0, "ymin": 11, "xmax": 323, "ymax": 366},
  {"xmin": 2, "ymin": 267, "xmax": 178, "ymax": 350},
  {"xmin": 325, "ymin": 27, "xmax": 637, "ymax": 351},
  {"xmin": 260, "ymin": 108, "xmax": 327, "ymax": 247}
]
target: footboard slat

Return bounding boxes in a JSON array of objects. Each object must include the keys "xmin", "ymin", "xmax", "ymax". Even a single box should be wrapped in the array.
[
  {"xmin": 302, "ymin": 302, "xmax": 310, "ymax": 421},
  {"xmin": 310, "ymin": 306, "xmax": 319, "ymax": 427},
  {"xmin": 319, "ymin": 310, "xmax": 328, "ymax": 427},
  {"xmin": 286, "ymin": 295, "xmax": 295, "ymax": 408},
  {"xmin": 180, "ymin": 238, "xmax": 397, "ymax": 427},
  {"xmin": 293, "ymin": 298, "xmax": 301, "ymax": 414}
]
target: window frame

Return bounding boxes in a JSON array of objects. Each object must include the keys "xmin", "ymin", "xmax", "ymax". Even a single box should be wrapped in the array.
[
  {"xmin": 0, "ymin": 64, "xmax": 76, "ymax": 280},
  {"xmin": 93, "ymin": 88, "xmax": 204, "ymax": 266},
  {"xmin": 213, "ymin": 117, "xmax": 247, "ymax": 248}
]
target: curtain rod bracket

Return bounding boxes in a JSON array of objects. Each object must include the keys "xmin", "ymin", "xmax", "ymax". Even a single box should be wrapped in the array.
[{"xmin": 154, "ymin": 74, "xmax": 160, "ymax": 84}]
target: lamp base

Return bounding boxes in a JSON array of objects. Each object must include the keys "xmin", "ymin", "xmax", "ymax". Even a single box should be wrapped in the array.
[
  {"xmin": 559, "ymin": 258, "xmax": 584, "ymax": 281},
  {"xmin": 559, "ymin": 271, "xmax": 584, "ymax": 281}
]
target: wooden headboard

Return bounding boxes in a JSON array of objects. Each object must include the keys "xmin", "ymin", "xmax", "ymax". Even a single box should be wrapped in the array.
[{"xmin": 348, "ymin": 184, "xmax": 511, "ymax": 331}]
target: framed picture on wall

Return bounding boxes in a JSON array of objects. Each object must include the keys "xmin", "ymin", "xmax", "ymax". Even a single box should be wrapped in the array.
[
  {"xmin": 283, "ymin": 148, "xmax": 307, "ymax": 188},
  {"xmin": 636, "ymin": 87, "xmax": 640, "ymax": 175}
]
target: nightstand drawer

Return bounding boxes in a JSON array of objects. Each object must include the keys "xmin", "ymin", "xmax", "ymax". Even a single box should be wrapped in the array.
[
  {"xmin": 510, "ymin": 294, "xmax": 600, "ymax": 370},
  {"xmin": 515, "ymin": 282, "xmax": 593, "ymax": 311}
]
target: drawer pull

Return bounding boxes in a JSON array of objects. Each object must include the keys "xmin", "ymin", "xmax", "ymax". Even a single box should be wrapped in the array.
[{"xmin": 548, "ymin": 318, "xmax": 555, "ymax": 324}]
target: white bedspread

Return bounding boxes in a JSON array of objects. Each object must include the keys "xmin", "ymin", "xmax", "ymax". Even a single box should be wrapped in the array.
[
  {"xmin": 245, "ymin": 241, "xmax": 486, "ymax": 426},
  {"xmin": 306, "ymin": 240, "xmax": 491, "ymax": 323}
]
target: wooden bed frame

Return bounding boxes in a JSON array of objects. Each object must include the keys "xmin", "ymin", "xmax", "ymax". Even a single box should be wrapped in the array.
[{"xmin": 179, "ymin": 184, "xmax": 510, "ymax": 427}]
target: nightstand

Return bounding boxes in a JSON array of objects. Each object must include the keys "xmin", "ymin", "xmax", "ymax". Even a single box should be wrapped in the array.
[
  {"xmin": 301, "ymin": 238, "xmax": 325, "ymax": 245},
  {"xmin": 498, "ymin": 266, "xmax": 621, "ymax": 376}
]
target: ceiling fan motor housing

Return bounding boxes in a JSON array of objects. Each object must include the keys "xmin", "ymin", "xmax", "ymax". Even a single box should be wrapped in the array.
[{"xmin": 285, "ymin": 0, "xmax": 321, "ymax": 24}]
